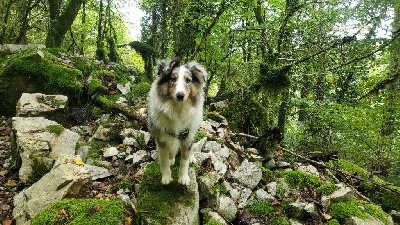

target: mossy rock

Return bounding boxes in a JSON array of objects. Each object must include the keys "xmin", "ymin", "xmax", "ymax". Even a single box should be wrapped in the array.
[
  {"xmin": 136, "ymin": 160, "xmax": 199, "ymax": 224},
  {"xmin": 31, "ymin": 198, "xmax": 126, "ymax": 225},
  {"xmin": 327, "ymin": 159, "xmax": 400, "ymax": 211},
  {"xmin": 73, "ymin": 59, "xmax": 101, "ymax": 76},
  {"xmin": 330, "ymin": 200, "xmax": 392, "ymax": 225},
  {"xmin": 0, "ymin": 49, "xmax": 83, "ymax": 116},
  {"xmin": 276, "ymin": 170, "xmax": 321, "ymax": 188}
]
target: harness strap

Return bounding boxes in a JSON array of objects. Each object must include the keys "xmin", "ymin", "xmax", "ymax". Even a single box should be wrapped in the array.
[{"xmin": 165, "ymin": 127, "xmax": 190, "ymax": 140}]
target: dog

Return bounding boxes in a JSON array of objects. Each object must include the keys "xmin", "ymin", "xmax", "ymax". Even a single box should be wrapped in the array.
[{"xmin": 147, "ymin": 58, "xmax": 207, "ymax": 185}]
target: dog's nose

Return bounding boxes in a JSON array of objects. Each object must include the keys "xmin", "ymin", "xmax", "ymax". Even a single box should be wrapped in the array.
[{"xmin": 176, "ymin": 92, "xmax": 185, "ymax": 101}]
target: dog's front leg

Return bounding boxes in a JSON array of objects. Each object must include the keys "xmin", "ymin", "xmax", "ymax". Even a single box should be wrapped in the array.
[
  {"xmin": 157, "ymin": 140, "xmax": 173, "ymax": 185},
  {"xmin": 178, "ymin": 140, "xmax": 193, "ymax": 185}
]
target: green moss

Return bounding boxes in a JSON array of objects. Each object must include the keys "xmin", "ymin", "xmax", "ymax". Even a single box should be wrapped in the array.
[
  {"xmin": 330, "ymin": 201, "xmax": 367, "ymax": 222},
  {"xmin": 260, "ymin": 167, "xmax": 275, "ymax": 183},
  {"xmin": 31, "ymin": 198, "xmax": 126, "ymax": 225},
  {"xmin": 47, "ymin": 125, "xmax": 64, "ymax": 135},
  {"xmin": 276, "ymin": 171, "xmax": 320, "ymax": 188},
  {"xmin": 10, "ymin": 132, "xmax": 21, "ymax": 170},
  {"xmin": 204, "ymin": 112, "xmax": 222, "ymax": 122},
  {"xmin": 113, "ymin": 180, "xmax": 135, "ymax": 192},
  {"xmin": 194, "ymin": 131, "xmax": 206, "ymax": 143},
  {"xmin": 84, "ymin": 141, "xmax": 108, "ymax": 150},
  {"xmin": 327, "ymin": 159, "xmax": 370, "ymax": 178},
  {"xmin": 91, "ymin": 107, "xmax": 104, "ymax": 118},
  {"xmin": 45, "ymin": 48, "xmax": 68, "ymax": 54},
  {"xmin": 88, "ymin": 79, "xmax": 107, "ymax": 97},
  {"xmin": 317, "ymin": 183, "xmax": 340, "ymax": 196},
  {"xmin": 363, "ymin": 203, "xmax": 390, "ymax": 225},
  {"xmin": 136, "ymin": 133, "xmax": 147, "ymax": 150},
  {"xmin": 128, "ymin": 82, "xmax": 151, "ymax": 98},
  {"xmin": 359, "ymin": 181, "xmax": 400, "ymax": 211},
  {"xmin": 328, "ymin": 219, "xmax": 340, "ymax": 225},
  {"xmin": 249, "ymin": 201, "xmax": 275, "ymax": 215},
  {"xmin": 281, "ymin": 152, "xmax": 295, "ymax": 164},
  {"xmin": 210, "ymin": 183, "xmax": 228, "ymax": 196},
  {"xmin": 256, "ymin": 63, "xmax": 291, "ymax": 92},
  {"xmin": 269, "ymin": 213, "xmax": 290, "ymax": 225},
  {"xmin": 204, "ymin": 222, "xmax": 223, "ymax": 225},
  {"xmin": 0, "ymin": 49, "xmax": 83, "ymax": 116},
  {"xmin": 73, "ymin": 59, "xmax": 101, "ymax": 76},
  {"xmin": 27, "ymin": 158, "xmax": 53, "ymax": 184},
  {"xmin": 137, "ymin": 160, "xmax": 195, "ymax": 224}
]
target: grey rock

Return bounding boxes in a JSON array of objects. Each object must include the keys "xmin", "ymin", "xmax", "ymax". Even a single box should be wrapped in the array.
[
  {"xmin": 192, "ymin": 137, "xmax": 208, "ymax": 153},
  {"xmin": 117, "ymin": 83, "xmax": 131, "ymax": 95},
  {"xmin": 150, "ymin": 150, "xmax": 158, "ymax": 160},
  {"xmin": 120, "ymin": 128, "xmax": 151, "ymax": 145},
  {"xmin": 92, "ymin": 125, "xmax": 111, "ymax": 141},
  {"xmin": 390, "ymin": 210, "xmax": 400, "ymax": 223},
  {"xmin": 297, "ymin": 165, "xmax": 320, "ymax": 177},
  {"xmin": 12, "ymin": 117, "xmax": 79, "ymax": 183},
  {"xmin": 16, "ymin": 93, "xmax": 68, "ymax": 117},
  {"xmin": 84, "ymin": 164, "xmax": 112, "ymax": 180},
  {"xmin": 263, "ymin": 159, "xmax": 276, "ymax": 169},
  {"xmin": 76, "ymin": 145, "xmax": 91, "ymax": 162},
  {"xmin": 213, "ymin": 159, "xmax": 227, "ymax": 175},
  {"xmin": 232, "ymin": 159, "xmax": 262, "ymax": 189},
  {"xmin": 103, "ymin": 147, "xmax": 119, "ymax": 158},
  {"xmin": 210, "ymin": 100, "xmax": 228, "ymax": 112},
  {"xmin": 237, "ymin": 187, "xmax": 252, "ymax": 209},
  {"xmin": 217, "ymin": 196, "xmax": 237, "ymax": 222},
  {"xmin": 200, "ymin": 208, "xmax": 228, "ymax": 225},
  {"xmin": 203, "ymin": 141, "xmax": 221, "ymax": 153},
  {"xmin": 289, "ymin": 219, "xmax": 305, "ymax": 225},
  {"xmin": 276, "ymin": 161, "xmax": 292, "ymax": 168},
  {"xmin": 266, "ymin": 179, "xmax": 290, "ymax": 199},
  {"xmin": 255, "ymin": 189, "xmax": 276, "ymax": 201},
  {"xmin": 13, "ymin": 154, "xmax": 91, "ymax": 225},
  {"xmin": 197, "ymin": 172, "xmax": 219, "ymax": 202},
  {"xmin": 288, "ymin": 202, "xmax": 306, "ymax": 219},
  {"xmin": 130, "ymin": 150, "xmax": 151, "ymax": 166},
  {"xmin": 344, "ymin": 214, "xmax": 393, "ymax": 225},
  {"xmin": 304, "ymin": 202, "xmax": 318, "ymax": 218},
  {"xmin": 123, "ymin": 137, "xmax": 137, "ymax": 146},
  {"xmin": 117, "ymin": 194, "xmax": 131, "ymax": 204},
  {"xmin": 0, "ymin": 44, "xmax": 45, "ymax": 53},
  {"xmin": 321, "ymin": 184, "xmax": 356, "ymax": 209}
]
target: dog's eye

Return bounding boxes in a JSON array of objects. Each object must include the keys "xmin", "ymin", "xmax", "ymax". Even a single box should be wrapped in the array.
[
  {"xmin": 185, "ymin": 79, "xmax": 191, "ymax": 83},
  {"xmin": 171, "ymin": 78, "xmax": 176, "ymax": 83}
]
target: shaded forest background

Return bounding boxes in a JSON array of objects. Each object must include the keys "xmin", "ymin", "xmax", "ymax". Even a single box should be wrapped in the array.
[{"xmin": 0, "ymin": 0, "xmax": 399, "ymax": 185}]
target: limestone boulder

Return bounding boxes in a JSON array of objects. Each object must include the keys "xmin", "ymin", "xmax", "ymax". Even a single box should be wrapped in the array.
[
  {"xmin": 13, "ymin": 154, "xmax": 92, "ymax": 225},
  {"xmin": 12, "ymin": 117, "xmax": 79, "ymax": 183},
  {"xmin": 232, "ymin": 159, "xmax": 262, "ymax": 190}
]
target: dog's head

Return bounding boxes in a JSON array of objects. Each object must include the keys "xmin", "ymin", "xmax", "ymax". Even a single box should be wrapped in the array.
[{"xmin": 156, "ymin": 58, "xmax": 207, "ymax": 104}]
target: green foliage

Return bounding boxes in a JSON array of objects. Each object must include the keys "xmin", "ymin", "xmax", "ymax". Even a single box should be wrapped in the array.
[
  {"xmin": 210, "ymin": 183, "xmax": 228, "ymax": 196},
  {"xmin": 317, "ymin": 183, "xmax": 340, "ymax": 196},
  {"xmin": 194, "ymin": 131, "xmax": 206, "ymax": 143},
  {"xmin": 363, "ymin": 204, "xmax": 391, "ymax": 225},
  {"xmin": 222, "ymin": 90, "xmax": 269, "ymax": 136},
  {"xmin": 27, "ymin": 158, "xmax": 52, "ymax": 184},
  {"xmin": 91, "ymin": 107, "xmax": 104, "ymax": 118},
  {"xmin": 47, "ymin": 125, "xmax": 65, "ymax": 135},
  {"xmin": 359, "ymin": 181, "xmax": 400, "ymax": 211},
  {"xmin": 257, "ymin": 63, "xmax": 291, "ymax": 92},
  {"xmin": 260, "ymin": 167, "xmax": 275, "ymax": 183},
  {"xmin": 137, "ymin": 160, "xmax": 195, "ymax": 224},
  {"xmin": 31, "ymin": 198, "xmax": 126, "ymax": 225},
  {"xmin": 204, "ymin": 222, "xmax": 223, "ymax": 225}
]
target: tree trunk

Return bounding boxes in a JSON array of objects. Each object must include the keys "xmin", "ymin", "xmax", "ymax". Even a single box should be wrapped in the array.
[
  {"xmin": 46, "ymin": 0, "xmax": 84, "ymax": 48},
  {"xmin": 79, "ymin": 0, "xmax": 86, "ymax": 55},
  {"xmin": 96, "ymin": 0, "xmax": 106, "ymax": 61},
  {"xmin": 299, "ymin": 79, "xmax": 309, "ymax": 121},
  {"xmin": 381, "ymin": 3, "xmax": 400, "ymax": 136},
  {"xmin": 15, "ymin": 0, "xmax": 36, "ymax": 44},
  {"xmin": 278, "ymin": 89, "xmax": 290, "ymax": 137},
  {"xmin": 0, "ymin": 0, "xmax": 14, "ymax": 44}
]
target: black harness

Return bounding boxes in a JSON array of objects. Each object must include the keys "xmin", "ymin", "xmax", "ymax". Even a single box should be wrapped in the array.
[{"xmin": 165, "ymin": 127, "xmax": 190, "ymax": 140}]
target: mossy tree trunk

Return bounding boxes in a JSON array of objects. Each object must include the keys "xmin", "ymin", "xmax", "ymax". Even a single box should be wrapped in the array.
[
  {"xmin": 381, "ymin": 3, "xmax": 400, "ymax": 137},
  {"xmin": 46, "ymin": 0, "xmax": 84, "ymax": 48}
]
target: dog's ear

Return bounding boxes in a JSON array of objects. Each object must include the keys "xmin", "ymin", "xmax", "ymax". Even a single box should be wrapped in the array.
[
  {"xmin": 187, "ymin": 61, "xmax": 208, "ymax": 84},
  {"xmin": 156, "ymin": 58, "xmax": 180, "ymax": 77}
]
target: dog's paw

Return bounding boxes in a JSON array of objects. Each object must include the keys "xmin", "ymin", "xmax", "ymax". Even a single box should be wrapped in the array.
[
  {"xmin": 178, "ymin": 175, "xmax": 190, "ymax": 185},
  {"xmin": 161, "ymin": 175, "xmax": 173, "ymax": 185},
  {"xmin": 189, "ymin": 153, "xmax": 197, "ymax": 164},
  {"xmin": 169, "ymin": 157, "xmax": 176, "ymax": 166}
]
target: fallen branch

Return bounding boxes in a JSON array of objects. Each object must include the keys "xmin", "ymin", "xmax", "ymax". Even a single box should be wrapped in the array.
[
  {"xmin": 224, "ymin": 127, "xmax": 244, "ymax": 158},
  {"xmin": 278, "ymin": 146, "xmax": 400, "ymax": 196}
]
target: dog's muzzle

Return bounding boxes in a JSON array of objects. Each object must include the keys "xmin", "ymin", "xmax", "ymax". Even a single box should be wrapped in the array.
[{"xmin": 176, "ymin": 92, "xmax": 185, "ymax": 102}]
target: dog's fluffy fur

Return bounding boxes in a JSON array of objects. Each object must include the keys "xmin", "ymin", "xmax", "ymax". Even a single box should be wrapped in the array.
[{"xmin": 148, "ymin": 59, "xmax": 207, "ymax": 185}]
